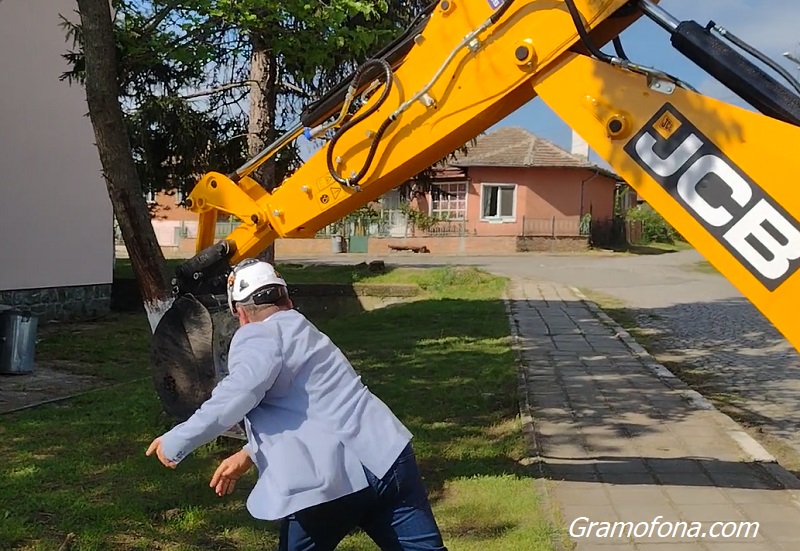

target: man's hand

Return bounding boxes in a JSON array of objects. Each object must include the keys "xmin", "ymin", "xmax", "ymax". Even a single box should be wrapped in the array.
[
  {"xmin": 210, "ymin": 449, "xmax": 253, "ymax": 496},
  {"xmin": 145, "ymin": 436, "xmax": 177, "ymax": 469}
]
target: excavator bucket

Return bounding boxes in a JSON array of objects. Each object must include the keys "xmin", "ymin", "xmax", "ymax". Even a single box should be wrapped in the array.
[{"xmin": 150, "ymin": 294, "xmax": 239, "ymax": 421}]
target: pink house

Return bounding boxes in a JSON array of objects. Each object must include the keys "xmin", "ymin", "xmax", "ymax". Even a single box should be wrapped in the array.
[
  {"xmin": 374, "ymin": 126, "xmax": 623, "ymax": 253},
  {"xmin": 148, "ymin": 127, "xmax": 625, "ymax": 256}
]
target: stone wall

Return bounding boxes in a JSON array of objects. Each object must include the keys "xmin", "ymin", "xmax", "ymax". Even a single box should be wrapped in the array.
[
  {"xmin": 377, "ymin": 235, "xmax": 520, "ymax": 255},
  {"xmin": 515, "ymin": 235, "xmax": 589, "ymax": 252},
  {"xmin": 0, "ymin": 283, "xmax": 112, "ymax": 322},
  {"xmin": 163, "ymin": 233, "xmax": 590, "ymax": 258}
]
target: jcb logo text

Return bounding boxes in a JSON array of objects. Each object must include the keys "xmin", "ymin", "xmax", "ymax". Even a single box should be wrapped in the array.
[{"xmin": 625, "ymin": 103, "xmax": 800, "ymax": 291}]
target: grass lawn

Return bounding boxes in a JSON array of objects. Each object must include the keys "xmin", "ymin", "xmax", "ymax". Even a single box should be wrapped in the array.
[
  {"xmin": 114, "ymin": 258, "xmax": 481, "ymax": 286},
  {"xmin": 1, "ymin": 266, "xmax": 563, "ymax": 550}
]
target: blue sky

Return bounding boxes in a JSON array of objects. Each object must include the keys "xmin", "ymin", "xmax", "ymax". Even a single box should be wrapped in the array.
[{"xmin": 491, "ymin": 0, "xmax": 800, "ymax": 162}]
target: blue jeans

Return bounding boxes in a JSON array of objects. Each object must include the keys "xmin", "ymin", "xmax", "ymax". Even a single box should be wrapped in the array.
[{"xmin": 278, "ymin": 443, "xmax": 447, "ymax": 550}]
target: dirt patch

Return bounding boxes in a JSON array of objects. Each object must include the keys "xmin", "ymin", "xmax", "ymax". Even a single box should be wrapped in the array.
[{"xmin": 0, "ymin": 363, "xmax": 104, "ymax": 414}]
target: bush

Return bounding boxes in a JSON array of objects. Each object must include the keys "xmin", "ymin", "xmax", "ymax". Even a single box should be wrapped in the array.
[{"xmin": 625, "ymin": 204, "xmax": 682, "ymax": 244}]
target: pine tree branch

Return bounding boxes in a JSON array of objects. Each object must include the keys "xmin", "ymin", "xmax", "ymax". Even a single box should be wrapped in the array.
[
  {"xmin": 181, "ymin": 80, "xmax": 257, "ymax": 99},
  {"xmin": 181, "ymin": 80, "xmax": 307, "ymax": 100}
]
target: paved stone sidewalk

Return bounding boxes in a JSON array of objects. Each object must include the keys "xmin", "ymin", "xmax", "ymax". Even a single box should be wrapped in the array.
[{"xmin": 505, "ymin": 278, "xmax": 800, "ymax": 550}]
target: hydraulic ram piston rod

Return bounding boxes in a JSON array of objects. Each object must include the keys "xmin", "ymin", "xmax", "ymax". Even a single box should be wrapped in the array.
[{"xmin": 638, "ymin": 0, "xmax": 680, "ymax": 33}]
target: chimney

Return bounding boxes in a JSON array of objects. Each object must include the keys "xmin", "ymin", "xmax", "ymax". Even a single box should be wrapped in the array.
[{"xmin": 571, "ymin": 130, "xmax": 589, "ymax": 160}]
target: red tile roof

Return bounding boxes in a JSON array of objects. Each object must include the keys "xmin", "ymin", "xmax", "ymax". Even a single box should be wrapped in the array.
[{"xmin": 445, "ymin": 126, "xmax": 621, "ymax": 180}]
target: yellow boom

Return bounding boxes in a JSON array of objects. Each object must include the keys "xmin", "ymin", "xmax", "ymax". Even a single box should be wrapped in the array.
[{"xmin": 153, "ymin": 0, "xmax": 800, "ymax": 419}]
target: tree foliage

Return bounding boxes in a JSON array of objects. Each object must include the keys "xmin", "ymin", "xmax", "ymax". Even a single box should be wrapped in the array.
[
  {"xmin": 60, "ymin": 0, "xmax": 439, "ymax": 207},
  {"xmin": 625, "ymin": 203, "xmax": 683, "ymax": 244}
]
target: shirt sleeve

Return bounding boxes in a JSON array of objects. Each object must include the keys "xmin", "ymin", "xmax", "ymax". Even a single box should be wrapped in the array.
[
  {"xmin": 159, "ymin": 322, "xmax": 282, "ymax": 464},
  {"xmin": 242, "ymin": 441, "xmax": 256, "ymax": 462}
]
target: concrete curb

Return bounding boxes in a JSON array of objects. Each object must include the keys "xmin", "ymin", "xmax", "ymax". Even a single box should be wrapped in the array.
[
  {"xmin": 502, "ymin": 290, "xmax": 569, "ymax": 551},
  {"xmin": 569, "ymin": 286, "xmax": 780, "ymax": 468}
]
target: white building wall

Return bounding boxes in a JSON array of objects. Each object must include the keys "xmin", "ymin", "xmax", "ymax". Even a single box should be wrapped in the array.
[{"xmin": 0, "ymin": 0, "xmax": 113, "ymax": 292}]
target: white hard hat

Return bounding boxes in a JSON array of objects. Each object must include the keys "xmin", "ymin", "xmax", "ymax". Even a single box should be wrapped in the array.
[{"xmin": 226, "ymin": 259, "xmax": 287, "ymax": 315}]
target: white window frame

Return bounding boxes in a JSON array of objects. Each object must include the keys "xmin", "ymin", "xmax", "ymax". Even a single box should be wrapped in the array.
[
  {"xmin": 479, "ymin": 183, "xmax": 517, "ymax": 223},
  {"xmin": 429, "ymin": 181, "xmax": 468, "ymax": 221}
]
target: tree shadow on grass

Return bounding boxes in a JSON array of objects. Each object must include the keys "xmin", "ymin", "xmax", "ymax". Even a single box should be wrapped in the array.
[
  {"xmin": 0, "ymin": 297, "xmax": 549, "ymax": 550},
  {"xmin": 8, "ymin": 290, "xmax": 800, "ymax": 549}
]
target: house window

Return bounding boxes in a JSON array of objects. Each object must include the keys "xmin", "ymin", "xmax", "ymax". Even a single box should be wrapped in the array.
[
  {"xmin": 430, "ymin": 181, "xmax": 467, "ymax": 220},
  {"xmin": 481, "ymin": 183, "xmax": 516, "ymax": 221}
]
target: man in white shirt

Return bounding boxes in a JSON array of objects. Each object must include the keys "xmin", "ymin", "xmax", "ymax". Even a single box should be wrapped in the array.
[{"xmin": 146, "ymin": 258, "xmax": 448, "ymax": 550}]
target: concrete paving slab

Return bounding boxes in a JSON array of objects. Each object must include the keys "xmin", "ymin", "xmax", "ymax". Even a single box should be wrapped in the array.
[{"xmin": 505, "ymin": 277, "xmax": 800, "ymax": 550}]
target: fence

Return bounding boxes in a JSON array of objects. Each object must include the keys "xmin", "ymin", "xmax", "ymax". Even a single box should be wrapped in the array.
[
  {"xmin": 521, "ymin": 216, "xmax": 589, "ymax": 237},
  {"xmin": 409, "ymin": 219, "xmax": 468, "ymax": 237},
  {"xmin": 314, "ymin": 218, "xmax": 391, "ymax": 238},
  {"xmin": 588, "ymin": 217, "xmax": 644, "ymax": 248},
  {"xmin": 133, "ymin": 215, "xmax": 645, "ymax": 252}
]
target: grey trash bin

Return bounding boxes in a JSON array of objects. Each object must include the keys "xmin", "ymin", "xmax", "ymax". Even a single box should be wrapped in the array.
[{"xmin": 0, "ymin": 308, "xmax": 38, "ymax": 375}]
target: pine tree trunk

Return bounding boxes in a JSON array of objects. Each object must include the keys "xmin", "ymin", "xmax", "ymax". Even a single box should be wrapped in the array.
[
  {"xmin": 77, "ymin": 0, "xmax": 171, "ymax": 331},
  {"xmin": 248, "ymin": 34, "xmax": 279, "ymax": 264}
]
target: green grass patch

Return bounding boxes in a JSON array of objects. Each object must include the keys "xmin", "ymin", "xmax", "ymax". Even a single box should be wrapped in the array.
[
  {"xmin": 114, "ymin": 258, "xmax": 186, "ymax": 280},
  {"xmin": 114, "ymin": 258, "xmax": 505, "ymax": 298},
  {"xmin": 1, "ymin": 268, "xmax": 562, "ymax": 550},
  {"xmin": 35, "ymin": 313, "xmax": 152, "ymax": 383},
  {"xmin": 276, "ymin": 263, "xmax": 506, "ymax": 299}
]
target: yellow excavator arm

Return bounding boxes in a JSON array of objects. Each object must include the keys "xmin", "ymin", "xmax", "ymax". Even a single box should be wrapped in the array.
[{"xmin": 152, "ymin": 0, "xmax": 800, "ymax": 420}]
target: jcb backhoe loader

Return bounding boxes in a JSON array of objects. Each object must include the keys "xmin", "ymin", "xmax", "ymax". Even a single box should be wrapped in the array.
[{"xmin": 149, "ymin": 0, "xmax": 800, "ymax": 421}]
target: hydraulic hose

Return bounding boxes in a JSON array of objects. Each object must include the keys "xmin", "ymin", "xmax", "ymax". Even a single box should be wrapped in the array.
[
  {"xmin": 613, "ymin": 37, "xmax": 629, "ymax": 60},
  {"xmin": 711, "ymin": 22, "xmax": 800, "ymax": 97},
  {"xmin": 325, "ymin": 58, "xmax": 394, "ymax": 187},
  {"xmin": 563, "ymin": 0, "xmax": 615, "ymax": 63}
]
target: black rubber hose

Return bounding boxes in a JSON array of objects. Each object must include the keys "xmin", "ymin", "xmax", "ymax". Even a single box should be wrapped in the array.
[
  {"xmin": 564, "ymin": 0, "xmax": 614, "ymax": 63},
  {"xmin": 712, "ymin": 22, "xmax": 800, "ymax": 97},
  {"xmin": 326, "ymin": 58, "xmax": 394, "ymax": 187},
  {"xmin": 613, "ymin": 37, "xmax": 629, "ymax": 60}
]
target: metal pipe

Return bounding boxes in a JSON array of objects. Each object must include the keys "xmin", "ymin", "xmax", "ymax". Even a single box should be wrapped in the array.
[
  {"xmin": 638, "ymin": 0, "xmax": 680, "ymax": 33},
  {"xmin": 231, "ymin": 121, "xmax": 305, "ymax": 181}
]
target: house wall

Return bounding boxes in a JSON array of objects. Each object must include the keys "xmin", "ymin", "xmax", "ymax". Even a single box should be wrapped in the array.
[
  {"xmin": 522, "ymin": 167, "xmax": 616, "ymax": 225},
  {"xmin": 148, "ymin": 166, "xmax": 616, "ymax": 258},
  {"xmin": 151, "ymin": 191, "xmax": 196, "ymax": 221},
  {"xmin": 463, "ymin": 167, "xmax": 527, "ymax": 236},
  {"xmin": 0, "ymin": 1, "xmax": 113, "ymax": 320},
  {"xmin": 461, "ymin": 166, "xmax": 616, "ymax": 236}
]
